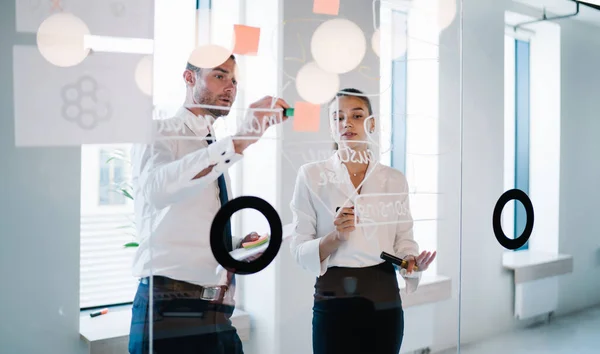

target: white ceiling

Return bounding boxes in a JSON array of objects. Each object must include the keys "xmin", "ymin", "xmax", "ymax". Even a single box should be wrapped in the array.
[{"xmin": 515, "ymin": 0, "xmax": 600, "ymax": 28}]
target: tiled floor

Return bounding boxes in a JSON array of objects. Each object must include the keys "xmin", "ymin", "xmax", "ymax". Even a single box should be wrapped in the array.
[{"xmin": 438, "ymin": 306, "xmax": 600, "ymax": 354}]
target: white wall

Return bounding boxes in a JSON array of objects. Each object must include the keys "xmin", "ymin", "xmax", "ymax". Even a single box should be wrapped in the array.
[
  {"xmin": 528, "ymin": 16, "xmax": 561, "ymax": 255},
  {"xmin": 0, "ymin": 1, "xmax": 87, "ymax": 353},
  {"xmin": 557, "ymin": 18, "xmax": 600, "ymax": 315},
  {"xmin": 508, "ymin": 0, "xmax": 600, "ymax": 319},
  {"xmin": 503, "ymin": 11, "xmax": 563, "ymax": 254}
]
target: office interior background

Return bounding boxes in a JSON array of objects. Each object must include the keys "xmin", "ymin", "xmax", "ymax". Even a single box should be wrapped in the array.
[{"xmin": 1, "ymin": 0, "xmax": 599, "ymax": 353}]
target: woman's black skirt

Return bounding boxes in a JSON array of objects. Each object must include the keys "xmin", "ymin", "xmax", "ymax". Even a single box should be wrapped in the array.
[{"xmin": 312, "ymin": 261, "xmax": 404, "ymax": 354}]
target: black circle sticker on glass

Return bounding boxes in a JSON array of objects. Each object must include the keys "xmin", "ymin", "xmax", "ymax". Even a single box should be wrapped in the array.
[
  {"xmin": 210, "ymin": 196, "xmax": 283, "ymax": 275},
  {"xmin": 492, "ymin": 189, "xmax": 534, "ymax": 250}
]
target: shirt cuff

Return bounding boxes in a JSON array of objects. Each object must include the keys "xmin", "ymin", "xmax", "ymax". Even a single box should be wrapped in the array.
[
  {"xmin": 403, "ymin": 276, "xmax": 421, "ymax": 294},
  {"xmin": 398, "ymin": 268, "xmax": 421, "ymax": 294},
  {"xmin": 207, "ymin": 136, "xmax": 243, "ymax": 173},
  {"xmin": 298, "ymin": 238, "xmax": 330, "ymax": 277},
  {"xmin": 233, "ymin": 236, "xmax": 243, "ymax": 249},
  {"xmin": 398, "ymin": 268, "xmax": 420, "ymax": 279}
]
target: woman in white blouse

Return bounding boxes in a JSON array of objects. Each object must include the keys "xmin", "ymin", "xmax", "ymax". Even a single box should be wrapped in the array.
[{"xmin": 290, "ymin": 88, "xmax": 436, "ymax": 354}]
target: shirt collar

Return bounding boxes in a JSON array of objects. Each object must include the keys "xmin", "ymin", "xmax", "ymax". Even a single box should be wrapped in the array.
[
  {"xmin": 176, "ymin": 107, "xmax": 215, "ymax": 138},
  {"xmin": 327, "ymin": 149, "xmax": 382, "ymax": 202}
]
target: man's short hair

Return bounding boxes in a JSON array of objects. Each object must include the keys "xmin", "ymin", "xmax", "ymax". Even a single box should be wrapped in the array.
[{"xmin": 186, "ymin": 54, "xmax": 237, "ymax": 73}]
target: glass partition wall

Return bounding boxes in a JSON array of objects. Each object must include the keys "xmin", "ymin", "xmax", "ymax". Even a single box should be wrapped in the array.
[
  {"xmin": 455, "ymin": 1, "xmax": 600, "ymax": 353},
  {"xmin": 5, "ymin": 0, "xmax": 600, "ymax": 353},
  {"xmin": 149, "ymin": 0, "xmax": 463, "ymax": 353},
  {"xmin": 150, "ymin": 0, "xmax": 462, "ymax": 353}
]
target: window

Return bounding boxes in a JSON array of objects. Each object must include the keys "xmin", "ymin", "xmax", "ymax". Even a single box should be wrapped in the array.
[
  {"xmin": 514, "ymin": 39, "xmax": 530, "ymax": 251},
  {"xmin": 380, "ymin": 2, "xmax": 438, "ymax": 273},
  {"xmin": 80, "ymin": 144, "xmax": 136, "ymax": 309},
  {"xmin": 390, "ymin": 14, "xmax": 408, "ymax": 173},
  {"xmin": 504, "ymin": 34, "xmax": 531, "ymax": 251},
  {"xmin": 379, "ymin": 6, "xmax": 408, "ymax": 171},
  {"xmin": 80, "ymin": 0, "xmax": 245, "ymax": 310},
  {"xmin": 379, "ymin": 7, "xmax": 407, "ymax": 169},
  {"xmin": 79, "ymin": 0, "xmax": 194, "ymax": 310},
  {"xmin": 98, "ymin": 148, "xmax": 128, "ymax": 206},
  {"xmin": 404, "ymin": 6, "xmax": 440, "ymax": 269}
]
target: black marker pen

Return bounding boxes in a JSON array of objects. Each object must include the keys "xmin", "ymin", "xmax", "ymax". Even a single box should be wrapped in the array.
[
  {"xmin": 336, "ymin": 206, "xmax": 354, "ymax": 215},
  {"xmin": 380, "ymin": 252, "xmax": 420, "ymax": 271}
]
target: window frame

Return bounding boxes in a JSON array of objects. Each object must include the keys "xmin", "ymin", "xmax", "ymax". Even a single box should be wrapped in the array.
[
  {"xmin": 513, "ymin": 38, "xmax": 531, "ymax": 251},
  {"xmin": 504, "ymin": 31, "xmax": 531, "ymax": 252},
  {"xmin": 391, "ymin": 21, "xmax": 408, "ymax": 174}
]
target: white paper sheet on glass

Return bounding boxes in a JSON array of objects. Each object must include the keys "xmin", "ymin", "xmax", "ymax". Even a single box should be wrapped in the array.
[
  {"xmin": 15, "ymin": 0, "xmax": 155, "ymax": 39},
  {"xmin": 13, "ymin": 45, "xmax": 154, "ymax": 146}
]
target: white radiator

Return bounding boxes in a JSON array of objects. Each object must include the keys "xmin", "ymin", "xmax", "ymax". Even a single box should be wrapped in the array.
[
  {"xmin": 515, "ymin": 277, "xmax": 558, "ymax": 320},
  {"xmin": 502, "ymin": 251, "xmax": 573, "ymax": 321}
]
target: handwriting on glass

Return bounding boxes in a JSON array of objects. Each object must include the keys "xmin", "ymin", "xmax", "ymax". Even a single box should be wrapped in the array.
[
  {"xmin": 153, "ymin": 110, "xmax": 282, "ymax": 137},
  {"xmin": 318, "ymin": 171, "xmax": 343, "ymax": 185},
  {"xmin": 356, "ymin": 199, "xmax": 410, "ymax": 220},
  {"xmin": 301, "ymin": 148, "xmax": 376, "ymax": 165}
]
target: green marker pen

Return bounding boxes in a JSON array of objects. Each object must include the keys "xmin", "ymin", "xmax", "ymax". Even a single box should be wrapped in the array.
[{"xmin": 284, "ymin": 108, "xmax": 294, "ymax": 117}]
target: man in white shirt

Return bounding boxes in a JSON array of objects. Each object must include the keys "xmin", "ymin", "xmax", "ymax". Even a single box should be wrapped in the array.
[{"xmin": 128, "ymin": 54, "xmax": 290, "ymax": 354}]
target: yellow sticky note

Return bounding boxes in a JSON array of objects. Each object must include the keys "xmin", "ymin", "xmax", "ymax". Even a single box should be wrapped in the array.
[
  {"xmin": 233, "ymin": 24, "xmax": 260, "ymax": 55},
  {"xmin": 313, "ymin": 0, "xmax": 340, "ymax": 15},
  {"xmin": 293, "ymin": 102, "xmax": 321, "ymax": 132}
]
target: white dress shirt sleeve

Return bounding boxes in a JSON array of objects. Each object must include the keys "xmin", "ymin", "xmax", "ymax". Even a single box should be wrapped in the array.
[
  {"xmin": 233, "ymin": 236, "xmax": 243, "ymax": 249},
  {"xmin": 132, "ymin": 135, "xmax": 242, "ymax": 210},
  {"xmin": 289, "ymin": 166, "xmax": 331, "ymax": 277},
  {"xmin": 393, "ymin": 178, "xmax": 421, "ymax": 293}
]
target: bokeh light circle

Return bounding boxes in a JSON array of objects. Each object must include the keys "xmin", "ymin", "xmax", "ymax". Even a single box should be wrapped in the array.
[
  {"xmin": 36, "ymin": 13, "xmax": 90, "ymax": 67},
  {"xmin": 311, "ymin": 18, "xmax": 367, "ymax": 74},
  {"xmin": 296, "ymin": 61, "xmax": 340, "ymax": 104}
]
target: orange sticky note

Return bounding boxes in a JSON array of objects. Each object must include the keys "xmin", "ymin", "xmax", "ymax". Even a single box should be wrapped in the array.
[
  {"xmin": 233, "ymin": 24, "xmax": 260, "ymax": 55},
  {"xmin": 293, "ymin": 102, "xmax": 321, "ymax": 132},
  {"xmin": 313, "ymin": 0, "xmax": 340, "ymax": 15}
]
